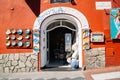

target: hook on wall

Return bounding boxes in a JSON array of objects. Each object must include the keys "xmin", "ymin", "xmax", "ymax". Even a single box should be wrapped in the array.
[{"xmin": 104, "ymin": 9, "xmax": 110, "ymax": 15}]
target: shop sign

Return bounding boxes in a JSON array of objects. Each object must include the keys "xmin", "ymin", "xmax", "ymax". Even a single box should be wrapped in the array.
[
  {"xmin": 96, "ymin": 1, "xmax": 112, "ymax": 10},
  {"xmin": 110, "ymin": 8, "xmax": 120, "ymax": 39},
  {"xmin": 65, "ymin": 33, "xmax": 72, "ymax": 52},
  {"xmin": 36, "ymin": 7, "xmax": 65, "ymax": 26}
]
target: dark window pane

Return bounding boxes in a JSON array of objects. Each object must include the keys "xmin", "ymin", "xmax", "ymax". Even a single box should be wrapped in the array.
[{"xmin": 51, "ymin": 0, "xmax": 71, "ymax": 3}]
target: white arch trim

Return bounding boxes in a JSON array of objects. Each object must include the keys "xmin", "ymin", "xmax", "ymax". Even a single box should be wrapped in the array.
[
  {"xmin": 33, "ymin": 7, "xmax": 89, "ymax": 30},
  {"xmin": 33, "ymin": 7, "xmax": 89, "ymax": 68}
]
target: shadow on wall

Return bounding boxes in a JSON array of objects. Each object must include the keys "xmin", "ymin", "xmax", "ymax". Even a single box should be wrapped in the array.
[{"xmin": 25, "ymin": 0, "xmax": 40, "ymax": 17}]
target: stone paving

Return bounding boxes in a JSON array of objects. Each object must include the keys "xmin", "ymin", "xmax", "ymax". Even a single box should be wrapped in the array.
[
  {"xmin": 0, "ymin": 71, "xmax": 86, "ymax": 80},
  {"xmin": 84, "ymin": 66, "xmax": 120, "ymax": 80}
]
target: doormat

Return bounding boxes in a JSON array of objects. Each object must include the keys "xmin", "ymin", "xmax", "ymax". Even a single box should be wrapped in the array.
[{"xmin": 41, "ymin": 66, "xmax": 81, "ymax": 71}]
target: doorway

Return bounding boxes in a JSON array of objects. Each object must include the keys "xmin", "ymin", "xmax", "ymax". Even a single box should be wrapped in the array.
[
  {"xmin": 47, "ymin": 27, "xmax": 76, "ymax": 67},
  {"xmin": 45, "ymin": 20, "xmax": 76, "ymax": 68}
]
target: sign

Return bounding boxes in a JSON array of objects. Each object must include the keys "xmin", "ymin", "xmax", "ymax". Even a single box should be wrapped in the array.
[
  {"xmin": 65, "ymin": 33, "xmax": 71, "ymax": 52},
  {"xmin": 96, "ymin": 1, "xmax": 112, "ymax": 10},
  {"xmin": 110, "ymin": 8, "xmax": 120, "ymax": 39}
]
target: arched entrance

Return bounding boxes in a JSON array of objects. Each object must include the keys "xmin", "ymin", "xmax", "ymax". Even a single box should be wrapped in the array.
[
  {"xmin": 46, "ymin": 19, "xmax": 76, "ymax": 68},
  {"xmin": 33, "ymin": 7, "xmax": 89, "ymax": 69}
]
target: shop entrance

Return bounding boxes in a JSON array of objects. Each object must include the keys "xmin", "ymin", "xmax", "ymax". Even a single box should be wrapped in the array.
[
  {"xmin": 33, "ymin": 7, "xmax": 89, "ymax": 69},
  {"xmin": 46, "ymin": 20, "xmax": 76, "ymax": 68}
]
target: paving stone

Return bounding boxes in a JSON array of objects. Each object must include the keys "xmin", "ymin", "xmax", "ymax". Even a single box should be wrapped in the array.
[
  {"xmin": 0, "ymin": 78, "xmax": 8, "ymax": 80},
  {"xmin": 21, "ymin": 78, "xmax": 32, "ymax": 80},
  {"xmin": 72, "ymin": 77, "xmax": 86, "ymax": 80},
  {"xmin": 34, "ymin": 78, "xmax": 45, "ymax": 80},
  {"xmin": 9, "ymin": 78, "xmax": 20, "ymax": 80},
  {"xmin": 47, "ymin": 78, "xmax": 58, "ymax": 80},
  {"xmin": 59, "ymin": 78, "xmax": 72, "ymax": 80}
]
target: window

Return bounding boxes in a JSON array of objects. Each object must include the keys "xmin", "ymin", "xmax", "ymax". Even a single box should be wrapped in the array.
[{"xmin": 51, "ymin": 0, "xmax": 71, "ymax": 3}]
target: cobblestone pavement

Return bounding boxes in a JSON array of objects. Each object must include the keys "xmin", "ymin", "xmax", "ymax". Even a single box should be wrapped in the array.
[{"xmin": 0, "ymin": 71, "xmax": 86, "ymax": 80}]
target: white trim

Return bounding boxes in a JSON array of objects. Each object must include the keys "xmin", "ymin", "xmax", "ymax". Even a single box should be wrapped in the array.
[
  {"xmin": 46, "ymin": 25, "xmax": 76, "ymax": 32},
  {"xmin": 33, "ymin": 7, "xmax": 89, "ymax": 68}
]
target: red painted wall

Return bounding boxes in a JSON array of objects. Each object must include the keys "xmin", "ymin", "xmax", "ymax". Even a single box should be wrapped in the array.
[
  {"xmin": 0, "ymin": 0, "xmax": 38, "ymax": 53},
  {"xmin": 0, "ymin": 0, "xmax": 120, "ymax": 66}
]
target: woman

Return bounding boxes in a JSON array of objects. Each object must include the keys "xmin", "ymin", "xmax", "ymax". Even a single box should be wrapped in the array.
[
  {"xmin": 111, "ymin": 9, "xmax": 120, "ymax": 38},
  {"xmin": 70, "ymin": 42, "xmax": 79, "ymax": 70}
]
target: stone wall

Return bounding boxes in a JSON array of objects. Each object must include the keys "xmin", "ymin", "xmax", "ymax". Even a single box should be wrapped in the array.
[
  {"xmin": 0, "ymin": 52, "xmax": 38, "ymax": 73},
  {"xmin": 84, "ymin": 47, "xmax": 105, "ymax": 69}
]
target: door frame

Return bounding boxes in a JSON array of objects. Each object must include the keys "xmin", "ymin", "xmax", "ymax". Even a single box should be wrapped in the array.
[{"xmin": 33, "ymin": 7, "xmax": 89, "ymax": 68}]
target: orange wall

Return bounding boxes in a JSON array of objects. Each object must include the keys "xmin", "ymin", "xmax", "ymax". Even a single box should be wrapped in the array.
[
  {"xmin": 40, "ymin": 0, "xmax": 120, "ymax": 66},
  {"xmin": 0, "ymin": 0, "xmax": 120, "ymax": 66},
  {"xmin": 0, "ymin": 0, "xmax": 38, "ymax": 53}
]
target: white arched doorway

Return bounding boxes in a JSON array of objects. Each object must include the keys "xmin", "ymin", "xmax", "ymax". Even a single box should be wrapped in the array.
[{"xmin": 33, "ymin": 7, "xmax": 89, "ymax": 68}]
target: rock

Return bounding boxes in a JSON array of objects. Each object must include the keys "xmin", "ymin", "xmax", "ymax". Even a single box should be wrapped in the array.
[
  {"xmin": 33, "ymin": 67, "xmax": 38, "ymax": 72},
  {"xmin": 21, "ymin": 68, "xmax": 26, "ymax": 72},
  {"xmin": 9, "ymin": 54, "xmax": 14, "ymax": 60},
  {"xmin": 3, "ymin": 54, "xmax": 8, "ymax": 59},
  {"xmin": 10, "ymin": 66, "xmax": 14, "ymax": 70},
  {"xmin": 27, "ymin": 56, "xmax": 32, "ymax": 61},
  {"xmin": 30, "ymin": 59, "xmax": 35, "ymax": 64},
  {"xmin": 26, "ymin": 67, "xmax": 30, "ymax": 72},
  {"xmin": 14, "ymin": 54, "xmax": 19, "ymax": 60},
  {"xmin": 0, "ymin": 64, "xmax": 4, "ymax": 67},
  {"xmin": 0, "ymin": 67, "xmax": 3, "ymax": 73},
  {"xmin": 19, "ymin": 61, "xmax": 25, "ymax": 68},
  {"xmin": 4, "ymin": 67, "xmax": 9, "ymax": 73},
  {"xmin": 0, "ymin": 60, "xmax": 4, "ymax": 64},
  {"xmin": 20, "ymin": 55, "xmax": 27, "ymax": 63},
  {"xmin": 31, "ymin": 54, "xmax": 37, "ymax": 60},
  {"xmin": 84, "ymin": 47, "xmax": 105, "ymax": 69},
  {"xmin": 13, "ymin": 68, "xmax": 18, "ymax": 73},
  {"xmin": 17, "ymin": 69, "xmax": 22, "ymax": 72},
  {"xmin": 12, "ymin": 61, "xmax": 18, "ymax": 66},
  {"xmin": 26, "ymin": 61, "xmax": 32, "ymax": 67},
  {"xmin": 6, "ymin": 61, "xmax": 11, "ymax": 67},
  {"xmin": 15, "ymin": 65, "xmax": 19, "ymax": 69},
  {"xmin": 24, "ymin": 53, "xmax": 31, "ymax": 57},
  {"xmin": 4, "ymin": 55, "xmax": 9, "ymax": 63},
  {"xmin": 33, "ymin": 60, "xmax": 38, "ymax": 68},
  {"xmin": 0, "ymin": 55, "xmax": 3, "ymax": 59}
]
